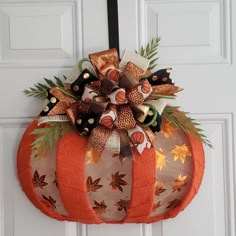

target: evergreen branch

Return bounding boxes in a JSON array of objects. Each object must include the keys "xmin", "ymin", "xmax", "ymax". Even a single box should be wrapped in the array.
[
  {"xmin": 54, "ymin": 76, "xmax": 65, "ymax": 87},
  {"xmin": 23, "ymin": 76, "xmax": 65, "ymax": 99},
  {"xmin": 30, "ymin": 122, "xmax": 73, "ymax": 158},
  {"xmin": 140, "ymin": 37, "xmax": 161, "ymax": 70},
  {"xmin": 162, "ymin": 106, "xmax": 213, "ymax": 148}
]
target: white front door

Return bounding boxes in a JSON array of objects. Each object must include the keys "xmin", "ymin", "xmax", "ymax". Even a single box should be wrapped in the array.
[{"xmin": 0, "ymin": 0, "xmax": 235, "ymax": 236}]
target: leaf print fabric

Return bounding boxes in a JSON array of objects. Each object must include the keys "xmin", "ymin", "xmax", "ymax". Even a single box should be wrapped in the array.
[
  {"xmin": 171, "ymin": 144, "xmax": 192, "ymax": 164},
  {"xmin": 92, "ymin": 200, "xmax": 107, "ymax": 215},
  {"xmin": 172, "ymin": 174, "xmax": 187, "ymax": 193},
  {"xmin": 87, "ymin": 176, "xmax": 103, "ymax": 192},
  {"xmin": 85, "ymin": 149, "xmax": 132, "ymax": 221},
  {"xmin": 161, "ymin": 119, "xmax": 177, "ymax": 138},
  {"xmin": 33, "ymin": 170, "xmax": 48, "ymax": 189},
  {"xmin": 151, "ymin": 128, "xmax": 194, "ymax": 218},
  {"xmin": 30, "ymin": 146, "xmax": 69, "ymax": 216},
  {"xmin": 155, "ymin": 148, "xmax": 166, "ymax": 170},
  {"xmin": 167, "ymin": 199, "xmax": 181, "ymax": 209},
  {"xmin": 110, "ymin": 171, "xmax": 128, "ymax": 192},
  {"xmin": 115, "ymin": 199, "xmax": 130, "ymax": 213},
  {"xmin": 155, "ymin": 181, "xmax": 166, "ymax": 196},
  {"xmin": 152, "ymin": 201, "xmax": 161, "ymax": 211},
  {"xmin": 42, "ymin": 195, "xmax": 57, "ymax": 209},
  {"xmin": 86, "ymin": 150, "xmax": 101, "ymax": 164}
]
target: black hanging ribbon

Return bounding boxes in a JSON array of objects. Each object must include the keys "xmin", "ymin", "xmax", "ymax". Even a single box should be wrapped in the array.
[{"xmin": 107, "ymin": 0, "xmax": 120, "ymax": 55}]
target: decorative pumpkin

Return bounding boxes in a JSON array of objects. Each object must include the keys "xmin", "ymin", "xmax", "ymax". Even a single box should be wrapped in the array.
[
  {"xmin": 141, "ymin": 80, "xmax": 152, "ymax": 94},
  {"xmin": 17, "ymin": 40, "xmax": 209, "ymax": 223},
  {"xmin": 130, "ymin": 131, "xmax": 145, "ymax": 146},
  {"xmin": 115, "ymin": 90, "xmax": 127, "ymax": 104},
  {"xmin": 100, "ymin": 116, "xmax": 114, "ymax": 129},
  {"xmin": 17, "ymin": 119, "xmax": 204, "ymax": 223}
]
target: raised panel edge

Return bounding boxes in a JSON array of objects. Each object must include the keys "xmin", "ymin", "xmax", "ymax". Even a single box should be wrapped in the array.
[
  {"xmin": 193, "ymin": 113, "xmax": 235, "ymax": 236},
  {"xmin": 0, "ymin": 1, "xmax": 82, "ymax": 68},
  {"xmin": 0, "ymin": 118, "xmax": 32, "ymax": 236},
  {"xmin": 77, "ymin": 224, "xmax": 88, "ymax": 236},
  {"xmin": 137, "ymin": 0, "xmax": 232, "ymax": 65}
]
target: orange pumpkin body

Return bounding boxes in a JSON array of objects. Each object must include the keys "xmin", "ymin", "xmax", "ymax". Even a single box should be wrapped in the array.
[{"xmin": 17, "ymin": 120, "xmax": 204, "ymax": 223}]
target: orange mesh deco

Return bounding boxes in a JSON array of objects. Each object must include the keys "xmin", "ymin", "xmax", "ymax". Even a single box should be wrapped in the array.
[{"xmin": 17, "ymin": 120, "xmax": 204, "ymax": 223}]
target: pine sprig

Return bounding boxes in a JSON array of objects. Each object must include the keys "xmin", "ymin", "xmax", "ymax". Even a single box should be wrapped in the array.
[
  {"xmin": 162, "ymin": 106, "xmax": 213, "ymax": 148},
  {"xmin": 30, "ymin": 122, "xmax": 73, "ymax": 158},
  {"xmin": 23, "ymin": 76, "xmax": 66, "ymax": 99},
  {"xmin": 140, "ymin": 37, "xmax": 161, "ymax": 70}
]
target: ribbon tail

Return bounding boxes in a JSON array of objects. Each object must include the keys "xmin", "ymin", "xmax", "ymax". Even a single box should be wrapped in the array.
[
  {"xmin": 142, "ymin": 126, "xmax": 155, "ymax": 147},
  {"xmin": 118, "ymin": 130, "xmax": 134, "ymax": 162},
  {"xmin": 144, "ymin": 99, "xmax": 167, "ymax": 115},
  {"xmin": 104, "ymin": 130, "xmax": 120, "ymax": 154},
  {"xmin": 38, "ymin": 115, "xmax": 69, "ymax": 125},
  {"xmin": 128, "ymin": 124, "xmax": 152, "ymax": 155},
  {"xmin": 87, "ymin": 125, "xmax": 113, "ymax": 158}
]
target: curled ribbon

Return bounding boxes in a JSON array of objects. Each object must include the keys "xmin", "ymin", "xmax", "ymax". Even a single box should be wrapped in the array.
[{"xmin": 39, "ymin": 49, "xmax": 181, "ymax": 161}]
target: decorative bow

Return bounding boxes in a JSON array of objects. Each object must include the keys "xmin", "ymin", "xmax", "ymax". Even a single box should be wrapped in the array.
[{"xmin": 39, "ymin": 48, "xmax": 182, "ymax": 161}]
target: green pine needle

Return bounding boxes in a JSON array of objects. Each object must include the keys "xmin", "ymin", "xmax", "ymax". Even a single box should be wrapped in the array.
[
  {"xmin": 23, "ymin": 76, "xmax": 66, "ymax": 99},
  {"xmin": 162, "ymin": 106, "xmax": 213, "ymax": 148},
  {"xmin": 140, "ymin": 37, "xmax": 161, "ymax": 70},
  {"xmin": 30, "ymin": 122, "xmax": 73, "ymax": 158}
]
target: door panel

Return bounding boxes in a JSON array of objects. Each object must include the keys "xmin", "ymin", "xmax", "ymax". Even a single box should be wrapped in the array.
[{"xmin": 119, "ymin": 0, "xmax": 235, "ymax": 236}]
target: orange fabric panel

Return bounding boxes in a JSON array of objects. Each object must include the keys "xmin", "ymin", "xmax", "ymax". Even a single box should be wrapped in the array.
[
  {"xmin": 123, "ymin": 145, "xmax": 156, "ymax": 223},
  {"xmin": 147, "ymin": 135, "xmax": 205, "ymax": 223},
  {"xmin": 17, "ymin": 120, "xmax": 71, "ymax": 221},
  {"xmin": 56, "ymin": 131, "xmax": 103, "ymax": 224}
]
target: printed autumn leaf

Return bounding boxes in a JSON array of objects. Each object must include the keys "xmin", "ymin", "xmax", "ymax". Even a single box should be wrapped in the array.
[
  {"xmin": 32, "ymin": 170, "xmax": 48, "ymax": 189},
  {"xmin": 86, "ymin": 176, "xmax": 103, "ymax": 192},
  {"xmin": 172, "ymin": 174, "xmax": 187, "ymax": 193},
  {"xmin": 155, "ymin": 181, "xmax": 166, "ymax": 196},
  {"xmin": 155, "ymin": 148, "xmax": 167, "ymax": 170},
  {"xmin": 167, "ymin": 199, "xmax": 181, "ymax": 209},
  {"xmin": 161, "ymin": 119, "xmax": 177, "ymax": 138},
  {"xmin": 86, "ymin": 150, "xmax": 101, "ymax": 164},
  {"xmin": 92, "ymin": 200, "xmax": 107, "ymax": 215},
  {"xmin": 42, "ymin": 195, "xmax": 56, "ymax": 209},
  {"xmin": 171, "ymin": 144, "xmax": 192, "ymax": 164},
  {"xmin": 115, "ymin": 199, "xmax": 130, "ymax": 213},
  {"xmin": 152, "ymin": 201, "xmax": 161, "ymax": 212},
  {"xmin": 109, "ymin": 171, "xmax": 128, "ymax": 192},
  {"xmin": 53, "ymin": 171, "xmax": 58, "ymax": 188}
]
